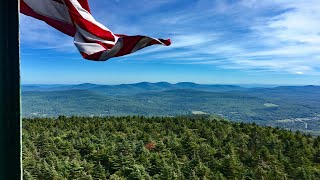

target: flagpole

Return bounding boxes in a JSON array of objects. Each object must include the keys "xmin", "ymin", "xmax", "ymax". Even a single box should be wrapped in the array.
[{"xmin": 0, "ymin": 0, "xmax": 21, "ymax": 179}]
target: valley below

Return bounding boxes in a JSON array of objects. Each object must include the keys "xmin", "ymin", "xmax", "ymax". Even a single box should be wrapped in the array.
[{"xmin": 22, "ymin": 82, "xmax": 320, "ymax": 134}]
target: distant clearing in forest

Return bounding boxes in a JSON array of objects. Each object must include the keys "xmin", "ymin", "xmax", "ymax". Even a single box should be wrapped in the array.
[{"xmin": 264, "ymin": 103, "xmax": 279, "ymax": 107}]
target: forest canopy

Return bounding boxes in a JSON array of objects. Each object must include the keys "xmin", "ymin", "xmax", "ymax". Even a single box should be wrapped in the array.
[{"xmin": 23, "ymin": 116, "xmax": 320, "ymax": 179}]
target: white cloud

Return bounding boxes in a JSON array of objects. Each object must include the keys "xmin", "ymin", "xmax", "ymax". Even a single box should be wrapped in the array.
[
  {"xmin": 132, "ymin": 0, "xmax": 320, "ymax": 75},
  {"xmin": 20, "ymin": 14, "xmax": 76, "ymax": 52}
]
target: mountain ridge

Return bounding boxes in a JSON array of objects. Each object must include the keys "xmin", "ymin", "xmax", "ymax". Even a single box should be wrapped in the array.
[{"xmin": 22, "ymin": 82, "xmax": 320, "ymax": 134}]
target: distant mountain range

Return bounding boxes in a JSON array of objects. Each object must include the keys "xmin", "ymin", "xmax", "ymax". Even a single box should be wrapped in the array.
[
  {"xmin": 22, "ymin": 82, "xmax": 249, "ymax": 95},
  {"xmin": 22, "ymin": 82, "xmax": 320, "ymax": 134}
]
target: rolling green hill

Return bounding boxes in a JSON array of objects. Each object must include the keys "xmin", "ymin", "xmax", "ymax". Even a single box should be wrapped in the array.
[
  {"xmin": 22, "ymin": 82, "xmax": 320, "ymax": 133},
  {"xmin": 22, "ymin": 82, "xmax": 248, "ymax": 95}
]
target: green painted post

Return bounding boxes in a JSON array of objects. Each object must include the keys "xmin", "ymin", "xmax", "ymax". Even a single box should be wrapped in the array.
[{"xmin": 0, "ymin": 0, "xmax": 21, "ymax": 179}]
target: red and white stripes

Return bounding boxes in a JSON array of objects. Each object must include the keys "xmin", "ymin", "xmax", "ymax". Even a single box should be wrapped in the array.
[{"xmin": 20, "ymin": 0, "xmax": 171, "ymax": 61}]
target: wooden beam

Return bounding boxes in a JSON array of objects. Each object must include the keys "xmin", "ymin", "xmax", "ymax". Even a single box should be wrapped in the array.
[{"xmin": 0, "ymin": 0, "xmax": 21, "ymax": 179}]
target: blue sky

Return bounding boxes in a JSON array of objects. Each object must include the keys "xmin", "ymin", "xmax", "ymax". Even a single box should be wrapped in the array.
[{"xmin": 20, "ymin": 0, "xmax": 320, "ymax": 85}]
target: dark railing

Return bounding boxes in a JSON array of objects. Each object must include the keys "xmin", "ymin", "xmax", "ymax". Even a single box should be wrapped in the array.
[{"xmin": 0, "ymin": 0, "xmax": 21, "ymax": 179}]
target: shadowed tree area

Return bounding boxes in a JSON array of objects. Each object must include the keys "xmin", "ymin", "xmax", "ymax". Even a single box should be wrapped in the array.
[{"xmin": 23, "ymin": 116, "xmax": 320, "ymax": 179}]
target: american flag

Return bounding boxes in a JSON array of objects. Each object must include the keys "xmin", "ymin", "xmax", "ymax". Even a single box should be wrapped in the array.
[{"xmin": 20, "ymin": 0, "xmax": 171, "ymax": 61}]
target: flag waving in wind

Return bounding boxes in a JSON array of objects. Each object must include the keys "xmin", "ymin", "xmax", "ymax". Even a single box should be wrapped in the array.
[{"xmin": 20, "ymin": 0, "xmax": 171, "ymax": 61}]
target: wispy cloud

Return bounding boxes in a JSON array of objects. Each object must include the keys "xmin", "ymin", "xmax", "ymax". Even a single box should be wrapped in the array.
[
  {"xmin": 20, "ymin": 14, "xmax": 76, "ymax": 52},
  {"xmin": 122, "ymin": 0, "xmax": 320, "ymax": 75}
]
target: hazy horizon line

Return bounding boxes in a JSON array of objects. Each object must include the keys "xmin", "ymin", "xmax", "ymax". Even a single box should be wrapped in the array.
[{"xmin": 21, "ymin": 81, "xmax": 320, "ymax": 87}]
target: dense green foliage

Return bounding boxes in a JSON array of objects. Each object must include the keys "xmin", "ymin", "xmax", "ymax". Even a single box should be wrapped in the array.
[
  {"xmin": 22, "ymin": 83, "xmax": 320, "ymax": 134},
  {"xmin": 23, "ymin": 116, "xmax": 320, "ymax": 179}
]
